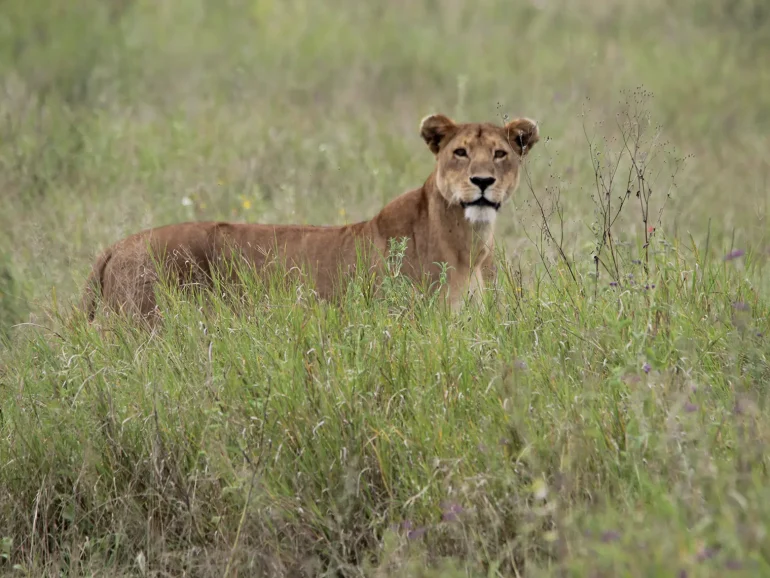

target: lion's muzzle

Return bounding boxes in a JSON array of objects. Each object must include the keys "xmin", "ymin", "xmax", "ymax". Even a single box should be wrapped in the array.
[{"xmin": 460, "ymin": 196, "xmax": 501, "ymax": 211}]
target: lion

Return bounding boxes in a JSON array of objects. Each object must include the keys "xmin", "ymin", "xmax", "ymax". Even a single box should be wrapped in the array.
[{"xmin": 80, "ymin": 113, "xmax": 539, "ymax": 326}]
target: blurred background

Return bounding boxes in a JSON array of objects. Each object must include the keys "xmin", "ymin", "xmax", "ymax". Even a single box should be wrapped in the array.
[{"xmin": 1, "ymin": 0, "xmax": 769, "ymax": 335}]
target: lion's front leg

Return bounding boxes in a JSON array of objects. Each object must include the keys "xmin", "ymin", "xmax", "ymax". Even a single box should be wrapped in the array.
[
  {"xmin": 469, "ymin": 252, "xmax": 497, "ymax": 304},
  {"xmin": 468, "ymin": 266, "xmax": 485, "ymax": 305},
  {"xmin": 481, "ymin": 257, "xmax": 497, "ymax": 287}
]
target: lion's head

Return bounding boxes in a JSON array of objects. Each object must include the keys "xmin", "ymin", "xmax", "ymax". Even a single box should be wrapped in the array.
[{"xmin": 420, "ymin": 114, "xmax": 540, "ymax": 224}]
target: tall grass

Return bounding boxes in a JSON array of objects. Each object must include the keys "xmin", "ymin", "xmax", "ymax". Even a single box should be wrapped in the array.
[
  {"xmin": 3, "ymin": 243, "xmax": 768, "ymax": 576},
  {"xmin": 1, "ymin": 0, "xmax": 769, "ymax": 575}
]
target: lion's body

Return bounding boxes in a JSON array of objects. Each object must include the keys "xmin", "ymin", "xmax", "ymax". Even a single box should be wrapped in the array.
[{"xmin": 80, "ymin": 114, "xmax": 539, "ymax": 325}]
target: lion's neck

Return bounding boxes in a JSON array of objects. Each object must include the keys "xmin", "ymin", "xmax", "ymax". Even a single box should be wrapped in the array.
[{"xmin": 423, "ymin": 173, "xmax": 495, "ymax": 265}]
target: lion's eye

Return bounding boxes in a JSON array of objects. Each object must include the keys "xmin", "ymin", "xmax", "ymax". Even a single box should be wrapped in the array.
[
  {"xmin": 494, "ymin": 149, "xmax": 507, "ymax": 159},
  {"xmin": 453, "ymin": 148, "xmax": 468, "ymax": 158}
]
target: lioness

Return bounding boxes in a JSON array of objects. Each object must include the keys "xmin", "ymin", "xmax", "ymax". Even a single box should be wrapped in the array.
[{"xmin": 80, "ymin": 113, "xmax": 539, "ymax": 325}]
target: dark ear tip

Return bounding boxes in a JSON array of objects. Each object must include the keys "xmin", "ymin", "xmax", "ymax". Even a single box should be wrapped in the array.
[
  {"xmin": 420, "ymin": 114, "xmax": 439, "ymax": 129},
  {"xmin": 518, "ymin": 118, "xmax": 539, "ymax": 135},
  {"xmin": 420, "ymin": 113, "xmax": 453, "ymax": 133},
  {"xmin": 420, "ymin": 114, "xmax": 457, "ymax": 154},
  {"xmin": 507, "ymin": 117, "xmax": 540, "ymax": 152},
  {"xmin": 508, "ymin": 117, "xmax": 538, "ymax": 130}
]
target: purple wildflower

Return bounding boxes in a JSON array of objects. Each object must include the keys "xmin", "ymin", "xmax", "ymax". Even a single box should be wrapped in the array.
[
  {"xmin": 442, "ymin": 511, "xmax": 458, "ymax": 523},
  {"xmin": 407, "ymin": 527, "xmax": 426, "ymax": 540},
  {"xmin": 684, "ymin": 402, "xmax": 698, "ymax": 413},
  {"xmin": 642, "ymin": 362, "xmax": 651, "ymax": 374},
  {"xmin": 732, "ymin": 302, "xmax": 750, "ymax": 311},
  {"xmin": 441, "ymin": 502, "xmax": 464, "ymax": 523},
  {"xmin": 600, "ymin": 530, "xmax": 620, "ymax": 543},
  {"xmin": 609, "ymin": 281, "xmax": 619, "ymax": 287},
  {"xmin": 724, "ymin": 249, "xmax": 745, "ymax": 261},
  {"xmin": 696, "ymin": 546, "xmax": 719, "ymax": 562},
  {"xmin": 725, "ymin": 560, "xmax": 742, "ymax": 571}
]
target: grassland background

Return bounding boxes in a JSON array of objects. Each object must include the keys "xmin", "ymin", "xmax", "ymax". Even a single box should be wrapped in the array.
[{"xmin": 1, "ymin": 0, "xmax": 770, "ymax": 576}]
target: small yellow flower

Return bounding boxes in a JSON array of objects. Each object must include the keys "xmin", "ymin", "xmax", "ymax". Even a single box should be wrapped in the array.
[
  {"xmin": 532, "ymin": 478, "xmax": 548, "ymax": 500},
  {"xmin": 242, "ymin": 199, "xmax": 252, "ymax": 210},
  {"xmin": 339, "ymin": 208, "xmax": 346, "ymax": 218}
]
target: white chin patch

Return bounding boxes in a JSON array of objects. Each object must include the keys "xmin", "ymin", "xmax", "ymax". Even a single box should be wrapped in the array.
[{"xmin": 464, "ymin": 206, "xmax": 497, "ymax": 224}]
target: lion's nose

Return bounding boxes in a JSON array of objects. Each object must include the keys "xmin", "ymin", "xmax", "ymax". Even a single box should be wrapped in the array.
[{"xmin": 470, "ymin": 176, "xmax": 496, "ymax": 192}]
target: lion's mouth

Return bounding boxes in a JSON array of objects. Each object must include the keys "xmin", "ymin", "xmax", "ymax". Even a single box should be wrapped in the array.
[{"xmin": 461, "ymin": 196, "xmax": 501, "ymax": 211}]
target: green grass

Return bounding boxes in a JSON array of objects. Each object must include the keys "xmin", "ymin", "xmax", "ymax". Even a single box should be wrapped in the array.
[{"xmin": 2, "ymin": 0, "xmax": 770, "ymax": 575}]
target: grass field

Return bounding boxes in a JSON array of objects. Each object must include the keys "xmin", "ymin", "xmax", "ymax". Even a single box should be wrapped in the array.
[{"xmin": 2, "ymin": 0, "xmax": 770, "ymax": 575}]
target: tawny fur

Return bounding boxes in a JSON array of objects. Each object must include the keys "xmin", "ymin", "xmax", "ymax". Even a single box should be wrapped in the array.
[{"xmin": 80, "ymin": 114, "xmax": 539, "ymax": 325}]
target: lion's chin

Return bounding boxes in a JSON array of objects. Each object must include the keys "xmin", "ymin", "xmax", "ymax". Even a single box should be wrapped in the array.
[{"xmin": 463, "ymin": 205, "xmax": 498, "ymax": 224}]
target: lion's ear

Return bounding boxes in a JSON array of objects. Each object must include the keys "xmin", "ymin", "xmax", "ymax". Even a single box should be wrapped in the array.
[
  {"xmin": 420, "ymin": 114, "xmax": 457, "ymax": 155},
  {"xmin": 504, "ymin": 118, "xmax": 540, "ymax": 156}
]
